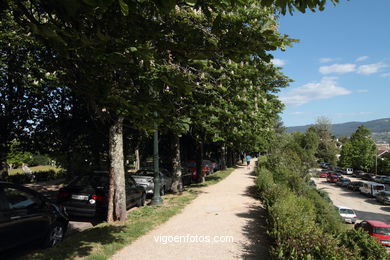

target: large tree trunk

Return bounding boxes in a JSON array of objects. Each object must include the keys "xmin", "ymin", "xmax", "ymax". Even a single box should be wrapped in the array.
[
  {"xmin": 107, "ymin": 116, "xmax": 127, "ymax": 223},
  {"xmin": 171, "ymin": 135, "xmax": 183, "ymax": 193},
  {"xmin": 134, "ymin": 147, "xmax": 140, "ymax": 170}
]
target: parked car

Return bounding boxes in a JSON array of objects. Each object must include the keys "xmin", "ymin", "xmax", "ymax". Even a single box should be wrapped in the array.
[
  {"xmin": 327, "ymin": 173, "xmax": 341, "ymax": 183},
  {"xmin": 359, "ymin": 182, "xmax": 386, "ymax": 197},
  {"xmin": 185, "ymin": 160, "xmax": 198, "ymax": 181},
  {"xmin": 381, "ymin": 177, "xmax": 390, "ymax": 185},
  {"xmin": 180, "ymin": 166, "xmax": 192, "ymax": 186},
  {"xmin": 336, "ymin": 205, "xmax": 357, "ymax": 224},
  {"xmin": 131, "ymin": 169, "xmax": 172, "ymax": 196},
  {"xmin": 319, "ymin": 172, "xmax": 328, "ymax": 178},
  {"xmin": 353, "ymin": 170, "xmax": 366, "ymax": 178},
  {"xmin": 336, "ymin": 177, "xmax": 351, "ymax": 187},
  {"xmin": 309, "ymin": 179, "xmax": 316, "ymax": 187},
  {"xmin": 58, "ymin": 171, "xmax": 145, "ymax": 219},
  {"xmin": 0, "ymin": 182, "xmax": 68, "ymax": 253},
  {"xmin": 362, "ymin": 173, "xmax": 375, "ymax": 181},
  {"xmin": 347, "ymin": 181, "xmax": 364, "ymax": 191},
  {"xmin": 376, "ymin": 191, "xmax": 390, "ymax": 205},
  {"xmin": 320, "ymin": 162, "xmax": 331, "ymax": 169},
  {"xmin": 355, "ymin": 220, "xmax": 390, "ymax": 246},
  {"xmin": 345, "ymin": 168, "xmax": 353, "ymax": 175},
  {"xmin": 201, "ymin": 160, "xmax": 214, "ymax": 175},
  {"xmin": 373, "ymin": 175, "xmax": 390, "ymax": 184}
]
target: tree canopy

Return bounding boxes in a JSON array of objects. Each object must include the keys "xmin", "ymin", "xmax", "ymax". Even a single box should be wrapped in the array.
[{"xmin": 1, "ymin": 0, "xmax": 342, "ymax": 221}]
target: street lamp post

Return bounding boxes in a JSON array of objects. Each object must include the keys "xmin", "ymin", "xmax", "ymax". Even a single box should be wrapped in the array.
[{"xmin": 151, "ymin": 112, "xmax": 163, "ymax": 205}]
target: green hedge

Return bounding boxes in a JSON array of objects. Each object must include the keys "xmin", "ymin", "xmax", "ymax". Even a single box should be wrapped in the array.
[
  {"xmin": 257, "ymin": 164, "xmax": 389, "ymax": 259},
  {"xmin": 5, "ymin": 170, "xmax": 66, "ymax": 184}
]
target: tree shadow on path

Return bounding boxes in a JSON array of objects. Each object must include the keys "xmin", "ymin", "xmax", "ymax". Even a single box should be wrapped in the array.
[{"xmin": 236, "ymin": 171, "xmax": 271, "ymax": 259}]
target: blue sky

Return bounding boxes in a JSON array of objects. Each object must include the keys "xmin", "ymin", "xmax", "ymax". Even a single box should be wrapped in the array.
[{"xmin": 272, "ymin": 0, "xmax": 390, "ymax": 127}]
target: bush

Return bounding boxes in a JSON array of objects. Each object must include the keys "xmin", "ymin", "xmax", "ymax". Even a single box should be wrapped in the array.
[
  {"xmin": 6, "ymin": 170, "xmax": 65, "ymax": 184},
  {"xmin": 338, "ymin": 229, "xmax": 389, "ymax": 260},
  {"xmin": 257, "ymin": 151, "xmax": 388, "ymax": 259}
]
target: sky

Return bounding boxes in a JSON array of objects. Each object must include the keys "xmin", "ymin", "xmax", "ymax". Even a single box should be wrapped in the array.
[{"xmin": 272, "ymin": 0, "xmax": 390, "ymax": 127}]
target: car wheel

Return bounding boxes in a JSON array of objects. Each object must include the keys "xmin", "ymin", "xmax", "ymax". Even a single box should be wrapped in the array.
[
  {"xmin": 43, "ymin": 222, "xmax": 65, "ymax": 248},
  {"xmin": 137, "ymin": 193, "xmax": 146, "ymax": 207}
]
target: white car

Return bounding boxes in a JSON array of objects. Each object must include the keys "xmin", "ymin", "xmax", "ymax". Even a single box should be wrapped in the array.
[{"xmin": 336, "ymin": 205, "xmax": 357, "ymax": 224}]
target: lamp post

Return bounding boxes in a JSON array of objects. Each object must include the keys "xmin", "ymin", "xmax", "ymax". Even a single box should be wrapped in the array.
[
  {"xmin": 151, "ymin": 111, "xmax": 163, "ymax": 205},
  {"xmin": 375, "ymin": 150, "xmax": 378, "ymax": 175}
]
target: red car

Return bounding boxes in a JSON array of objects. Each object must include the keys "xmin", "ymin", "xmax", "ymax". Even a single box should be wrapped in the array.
[
  {"xmin": 355, "ymin": 220, "xmax": 390, "ymax": 246},
  {"xmin": 327, "ymin": 174, "xmax": 340, "ymax": 183},
  {"xmin": 319, "ymin": 172, "xmax": 328, "ymax": 178}
]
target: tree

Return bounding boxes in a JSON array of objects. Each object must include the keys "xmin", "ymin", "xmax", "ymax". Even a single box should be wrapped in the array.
[
  {"xmin": 349, "ymin": 125, "xmax": 376, "ymax": 172},
  {"xmin": 378, "ymin": 153, "xmax": 390, "ymax": 176},
  {"xmin": 313, "ymin": 117, "xmax": 338, "ymax": 165},
  {"xmin": 2, "ymin": 0, "xmax": 341, "ymax": 221},
  {"xmin": 0, "ymin": 10, "xmax": 64, "ymax": 178}
]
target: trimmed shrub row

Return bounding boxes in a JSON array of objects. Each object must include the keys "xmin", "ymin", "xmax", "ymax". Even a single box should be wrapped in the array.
[
  {"xmin": 5, "ymin": 170, "xmax": 66, "ymax": 184},
  {"xmin": 257, "ymin": 162, "xmax": 388, "ymax": 259}
]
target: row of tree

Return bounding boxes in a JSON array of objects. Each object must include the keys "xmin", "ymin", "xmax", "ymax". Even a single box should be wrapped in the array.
[{"xmin": 1, "ymin": 0, "xmax": 341, "ymax": 221}]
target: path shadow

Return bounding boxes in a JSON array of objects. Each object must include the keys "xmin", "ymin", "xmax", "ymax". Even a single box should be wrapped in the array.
[
  {"xmin": 236, "ymin": 184, "xmax": 270, "ymax": 259},
  {"xmin": 2, "ymin": 224, "xmax": 127, "ymax": 260}
]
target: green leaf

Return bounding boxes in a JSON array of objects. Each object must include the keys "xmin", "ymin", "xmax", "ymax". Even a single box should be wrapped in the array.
[
  {"xmin": 185, "ymin": 0, "xmax": 197, "ymax": 6},
  {"xmin": 118, "ymin": 0, "xmax": 129, "ymax": 16},
  {"xmin": 130, "ymin": 47, "xmax": 137, "ymax": 52}
]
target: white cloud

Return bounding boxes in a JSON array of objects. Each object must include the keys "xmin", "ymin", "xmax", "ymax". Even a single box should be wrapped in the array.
[
  {"xmin": 357, "ymin": 63, "xmax": 387, "ymax": 75},
  {"xmin": 381, "ymin": 73, "xmax": 390, "ymax": 77},
  {"xmin": 356, "ymin": 56, "xmax": 369, "ymax": 62},
  {"xmin": 319, "ymin": 63, "xmax": 356, "ymax": 74},
  {"xmin": 290, "ymin": 112, "xmax": 305, "ymax": 115},
  {"xmin": 271, "ymin": 58, "xmax": 286, "ymax": 66},
  {"xmin": 319, "ymin": 58, "xmax": 334, "ymax": 63},
  {"xmin": 357, "ymin": 89, "xmax": 369, "ymax": 93},
  {"xmin": 279, "ymin": 77, "xmax": 351, "ymax": 107}
]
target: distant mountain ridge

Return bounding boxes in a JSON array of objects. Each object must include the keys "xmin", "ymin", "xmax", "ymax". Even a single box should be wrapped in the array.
[{"xmin": 286, "ymin": 118, "xmax": 390, "ymax": 138}]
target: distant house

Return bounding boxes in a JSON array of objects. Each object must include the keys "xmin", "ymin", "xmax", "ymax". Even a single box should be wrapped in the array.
[
  {"xmin": 378, "ymin": 150, "xmax": 389, "ymax": 158},
  {"xmin": 376, "ymin": 142, "xmax": 390, "ymax": 158}
]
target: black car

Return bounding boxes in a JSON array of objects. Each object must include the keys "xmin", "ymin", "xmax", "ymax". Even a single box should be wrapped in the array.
[
  {"xmin": 0, "ymin": 182, "xmax": 68, "ymax": 253},
  {"xmin": 347, "ymin": 181, "xmax": 364, "ymax": 191},
  {"xmin": 57, "ymin": 172, "xmax": 145, "ymax": 219}
]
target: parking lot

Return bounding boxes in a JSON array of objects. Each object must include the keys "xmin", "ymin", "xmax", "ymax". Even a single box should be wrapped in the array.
[{"xmin": 312, "ymin": 175, "xmax": 390, "ymax": 224}]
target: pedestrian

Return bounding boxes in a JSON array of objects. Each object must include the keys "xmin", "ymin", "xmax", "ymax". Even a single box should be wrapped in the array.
[{"xmin": 246, "ymin": 154, "xmax": 251, "ymax": 169}]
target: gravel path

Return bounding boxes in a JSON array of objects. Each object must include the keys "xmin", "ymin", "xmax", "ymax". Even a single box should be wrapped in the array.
[{"xmin": 111, "ymin": 160, "xmax": 269, "ymax": 260}]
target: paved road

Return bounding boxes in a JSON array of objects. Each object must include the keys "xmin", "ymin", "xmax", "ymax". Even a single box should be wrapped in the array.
[
  {"xmin": 313, "ymin": 176, "xmax": 390, "ymax": 224},
  {"xmin": 111, "ymin": 160, "xmax": 268, "ymax": 260}
]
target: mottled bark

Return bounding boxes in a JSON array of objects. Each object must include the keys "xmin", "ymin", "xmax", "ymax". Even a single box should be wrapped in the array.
[
  {"xmin": 135, "ymin": 147, "xmax": 140, "ymax": 170},
  {"xmin": 107, "ymin": 116, "xmax": 127, "ymax": 223},
  {"xmin": 171, "ymin": 135, "xmax": 183, "ymax": 193}
]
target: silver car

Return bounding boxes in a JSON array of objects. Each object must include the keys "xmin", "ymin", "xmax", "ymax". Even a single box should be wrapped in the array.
[{"xmin": 131, "ymin": 169, "xmax": 172, "ymax": 195}]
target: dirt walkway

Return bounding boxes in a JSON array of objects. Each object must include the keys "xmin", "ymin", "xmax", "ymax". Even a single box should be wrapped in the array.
[{"xmin": 111, "ymin": 160, "xmax": 269, "ymax": 260}]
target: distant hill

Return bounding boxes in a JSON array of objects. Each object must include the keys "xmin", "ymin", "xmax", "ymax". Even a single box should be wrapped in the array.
[{"xmin": 286, "ymin": 118, "xmax": 390, "ymax": 139}]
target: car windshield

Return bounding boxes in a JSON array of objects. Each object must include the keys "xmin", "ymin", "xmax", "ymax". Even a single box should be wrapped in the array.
[
  {"xmin": 374, "ymin": 227, "xmax": 390, "ymax": 235},
  {"xmin": 339, "ymin": 208, "xmax": 355, "ymax": 215},
  {"xmin": 73, "ymin": 174, "xmax": 108, "ymax": 188},
  {"xmin": 374, "ymin": 186, "xmax": 384, "ymax": 190}
]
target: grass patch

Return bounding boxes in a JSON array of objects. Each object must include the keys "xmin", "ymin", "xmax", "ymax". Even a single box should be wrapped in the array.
[
  {"xmin": 9, "ymin": 165, "xmax": 62, "ymax": 175},
  {"xmin": 28, "ymin": 167, "xmax": 235, "ymax": 260}
]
